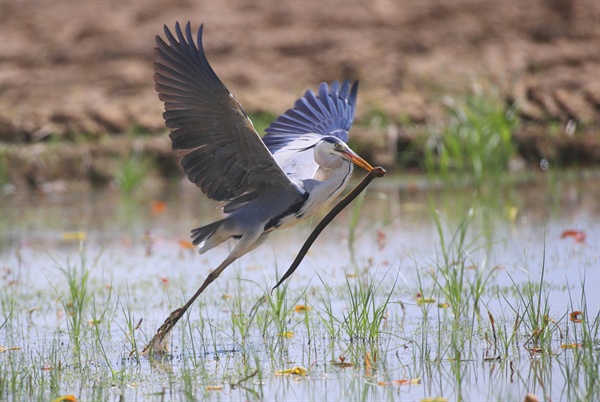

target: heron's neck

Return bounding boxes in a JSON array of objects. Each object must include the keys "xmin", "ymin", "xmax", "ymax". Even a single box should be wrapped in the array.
[{"xmin": 299, "ymin": 161, "xmax": 353, "ymax": 219}]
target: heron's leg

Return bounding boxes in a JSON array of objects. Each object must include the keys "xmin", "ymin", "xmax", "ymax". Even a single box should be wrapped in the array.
[
  {"xmin": 142, "ymin": 229, "xmax": 268, "ymax": 355},
  {"xmin": 182, "ymin": 231, "xmax": 270, "ymax": 312},
  {"xmin": 237, "ymin": 231, "xmax": 271, "ymax": 255}
]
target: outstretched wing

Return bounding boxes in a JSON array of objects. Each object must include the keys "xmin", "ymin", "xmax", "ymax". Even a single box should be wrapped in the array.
[
  {"xmin": 262, "ymin": 81, "xmax": 358, "ymax": 180},
  {"xmin": 154, "ymin": 22, "xmax": 300, "ymax": 201}
]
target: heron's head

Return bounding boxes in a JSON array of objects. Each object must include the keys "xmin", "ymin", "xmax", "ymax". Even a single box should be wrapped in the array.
[{"xmin": 314, "ymin": 136, "xmax": 373, "ymax": 171}]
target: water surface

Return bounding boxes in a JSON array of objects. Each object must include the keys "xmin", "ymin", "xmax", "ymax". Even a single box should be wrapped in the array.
[{"xmin": 1, "ymin": 170, "xmax": 598, "ymax": 401}]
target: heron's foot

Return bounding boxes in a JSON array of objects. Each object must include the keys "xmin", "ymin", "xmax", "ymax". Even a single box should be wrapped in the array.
[{"xmin": 140, "ymin": 306, "xmax": 185, "ymax": 356}]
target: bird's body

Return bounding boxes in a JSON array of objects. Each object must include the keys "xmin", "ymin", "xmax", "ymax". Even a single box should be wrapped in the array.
[
  {"xmin": 155, "ymin": 22, "xmax": 372, "ymax": 270},
  {"xmin": 193, "ymin": 136, "xmax": 358, "ymax": 253},
  {"xmin": 147, "ymin": 21, "xmax": 374, "ymax": 353}
]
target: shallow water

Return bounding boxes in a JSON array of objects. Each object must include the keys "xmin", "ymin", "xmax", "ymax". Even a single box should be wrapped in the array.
[{"xmin": 1, "ymin": 170, "xmax": 598, "ymax": 401}]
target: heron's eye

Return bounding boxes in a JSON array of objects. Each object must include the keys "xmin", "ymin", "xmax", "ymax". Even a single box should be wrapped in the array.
[{"xmin": 334, "ymin": 143, "xmax": 343, "ymax": 151}]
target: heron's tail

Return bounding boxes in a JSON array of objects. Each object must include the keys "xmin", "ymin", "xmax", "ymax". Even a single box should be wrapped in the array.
[{"xmin": 191, "ymin": 219, "xmax": 228, "ymax": 253}]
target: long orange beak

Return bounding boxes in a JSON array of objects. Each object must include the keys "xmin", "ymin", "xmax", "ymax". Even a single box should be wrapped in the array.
[{"xmin": 345, "ymin": 150, "xmax": 374, "ymax": 171}]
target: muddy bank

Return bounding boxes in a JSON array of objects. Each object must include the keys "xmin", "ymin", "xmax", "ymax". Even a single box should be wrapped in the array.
[{"xmin": 1, "ymin": 1, "xmax": 599, "ymax": 187}]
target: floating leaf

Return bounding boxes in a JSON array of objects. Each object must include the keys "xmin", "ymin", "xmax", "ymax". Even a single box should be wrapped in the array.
[
  {"xmin": 294, "ymin": 305, "xmax": 311, "ymax": 313},
  {"xmin": 417, "ymin": 296, "xmax": 436, "ymax": 305},
  {"xmin": 330, "ymin": 360, "xmax": 354, "ymax": 368},
  {"xmin": 331, "ymin": 356, "xmax": 354, "ymax": 367},
  {"xmin": 277, "ymin": 331, "xmax": 294, "ymax": 338},
  {"xmin": 378, "ymin": 378, "xmax": 422, "ymax": 386},
  {"xmin": 437, "ymin": 302, "xmax": 449, "ymax": 309},
  {"xmin": 569, "ymin": 311, "xmax": 583, "ymax": 323},
  {"xmin": 560, "ymin": 230, "xmax": 586, "ymax": 243},
  {"xmin": 275, "ymin": 366, "xmax": 307, "ymax": 376},
  {"xmin": 524, "ymin": 393, "xmax": 540, "ymax": 402},
  {"xmin": 51, "ymin": 396, "xmax": 77, "ymax": 402},
  {"xmin": 205, "ymin": 385, "xmax": 224, "ymax": 391},
  {"xmin": 376, "ymin": 229, "xmax": 387, "ymax": 250},
  {"xmin": 395, "ymin": 378, "xmax": 421, "ymax": 385},
  {"xmin": 561, "ymin": 343, "xmax": 582, "ymax": 349},
  {"xmin": 0, "ymin": 346, "xmax": 21, "ymax": 353},
  {"xmin": 150, "ymin": 200, "xmax": 167, "ymax": 214},
  {"xmin": 61, "ymin": 232, "xmax": 86, "ymax": 241},
  {"xmin": 178, "ymin": 240, "xmax": 195, "ymax": 250},
  {"xmin": 421, "ymin": 398, "xmax": 449, "ymax": 402}
]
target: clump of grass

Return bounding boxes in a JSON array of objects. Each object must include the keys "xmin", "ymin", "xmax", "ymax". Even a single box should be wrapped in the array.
[
  {"xmin": 54, "ymin": 254, "xmax": 94, "ymax": 361},
  {"xmin": 564, "ymin": 280, "xmax": 600, "ymax": 401},
  {"xmin": 117, "ymin": 286, "xmax": 143, "ymax": 361},
  {"xmin": 411, "ymin": 201, "xmax": 499, "ymax": 389},
  {"xmin": 341, "ymin": 270, "xmax": 396, "ymax": 343},
  {"xmin": 315, "ymin": 267, "xmax": 396, "ymax": 343},
  {"xmin": 504, "ymin": 245, "xmax": 556, "ymax": 350},
  {"xmin": 485, "ymin": 310, "xmax": 520, "ymax": 358},
  {"xmin": 424, "ymin": 86, "xmax": 519, "ymax": 186},
  {"xmin": 428, "ymin": 206, "xmax": 495, "ymax": 321},
  {"xmin": 361, "ymin": 105, "xmax": 391, "ymax": 129},
  {"xmin": 250, "ymin": 111, "xmax": 278, "ymax": 136},
  {"xmin": 265, "ymin": 279, "xmax": 291, "ymax": 338},
  {"xmin": 128, "ymin": 122, "xmax": 152, "ymax": 137},
  {"xmin": 0, "ymin": 285, "xmax": 16, "ymax": 333},
  {"xmin": 263, "ymin": 279, "xmax": 310, "ymax": 354},
  {"xmin": 115, "ymin": 152, "xmax": 154, "ymax": 195},
  {"xmin": 89, "ymin": 289, "xmax": 116, "ymax": 372},
  {"xmin": 225, "ymin": 273, "xmax": 264, "ymax": 341},
  {"xmin": 0, "ymin": 153, "xmax": 10, "ymax": 188}
]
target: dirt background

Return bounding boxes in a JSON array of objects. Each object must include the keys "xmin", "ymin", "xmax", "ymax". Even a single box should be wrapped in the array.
[{"xmin": 1, "ymin": 0, "xmax": 599, "ymax": 187}]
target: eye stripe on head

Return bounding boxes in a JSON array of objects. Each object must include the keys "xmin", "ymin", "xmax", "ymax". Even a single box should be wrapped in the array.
[{"xmin": 322, "ymin": 136, "xmax": 338, "ymax": 143}]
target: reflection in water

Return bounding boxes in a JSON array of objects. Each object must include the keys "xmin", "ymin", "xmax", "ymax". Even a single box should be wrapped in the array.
[{"xmin": 0, "ymin": 171, "xmax": 598, "ymax": 401}]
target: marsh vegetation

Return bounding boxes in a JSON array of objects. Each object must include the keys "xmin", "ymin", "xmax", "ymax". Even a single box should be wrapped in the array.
[{"xmin": 1, "ymin": 163, "xmax": 598, "ymax": 401}]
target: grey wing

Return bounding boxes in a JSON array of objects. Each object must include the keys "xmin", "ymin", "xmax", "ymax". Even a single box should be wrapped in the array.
[
  {"xmin": 154, "ymin": 22, "xmax": 299, "ymax": 201},
  {"xmin": 262, "ymin": 80, "xmax": 358, "ymax": 181}
]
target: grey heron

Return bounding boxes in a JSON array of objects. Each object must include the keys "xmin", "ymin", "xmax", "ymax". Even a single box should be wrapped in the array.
[{"xmin": 145, "ymin": 22, "xmax": 376, "ymax": 354}]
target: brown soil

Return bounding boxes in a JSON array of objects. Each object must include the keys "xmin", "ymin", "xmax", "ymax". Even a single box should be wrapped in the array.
[{"xmin": 1, "ymin": 1, "xmax": 599, "ymax": 187}]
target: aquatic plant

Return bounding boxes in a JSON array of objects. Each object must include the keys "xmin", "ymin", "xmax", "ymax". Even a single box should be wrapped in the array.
[
  {"xmin": 424, "ymin": 87, "xmax": 519, "ymax": 185},
  {"xmin": 115, "ymin": 151, "xmax": 155, "ymax": 195}
]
